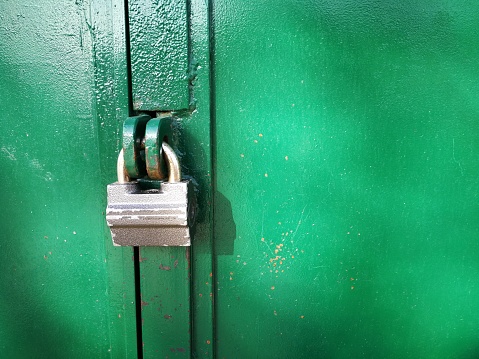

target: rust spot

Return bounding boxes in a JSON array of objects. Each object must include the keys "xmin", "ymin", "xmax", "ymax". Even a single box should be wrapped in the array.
[
  {"xmin": 199, "ymin": 293, "xmax": 203, "ymax": 297},
  {"xmin": 139, "ymin": 255, "xmax": 148, "ymax": 262},
  {"xmin": 271, "ymin": 286, "xmax": 275, "ymax": 290},
  {"xmin": 300, "ymin": 315, "xmax": 305, "ymax": 319},
  {"xmin": 174, "ymin": 259, "xmax": 179, "ymax": 268},
  {"xmin": 141, "ymin": 300, "xmax": 149, "ymax": 310},
  {"xmin": 164, "ymin": 314, "xmax": 172, "ymax": 319},
  {"xmin": 209, "ymin": 272, "xmax": 213, "ymax": 277},
  {"xmin": 206, "ymin": 340, "xmax": 211, "ymax": 345},
  {"xmin": 186, "ymin": 248, "xmax": 190, "ymax": 269},
  {"xmin": 177, "ymin": 348, "xmax": 186, "ymax": 353},
  {"xmin": 43, "ymin": 255, "xmax": 48, "ymax": 260},
  {"xmin": 159, "ymin": 264, "xmax": 171, "ymax": 271}
]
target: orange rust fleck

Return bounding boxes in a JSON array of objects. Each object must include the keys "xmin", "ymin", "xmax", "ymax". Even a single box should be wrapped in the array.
[
  {"xmin": 209, "ymin": 272, "xmax": 213, "ymax": 277},
  {"xmin": 350, "ymin": 278, "xmax": 355, "ymax": 281},
  {"xmin": 280, "ymin": 261, "xmax": 283, "ymax": 265},
  {"xmin": 351, "ymin": 286, "xmax": 355, "ymax": 290},
  {"xmin": 300, "ymin": 315, "xmax": 305, "ymax": 319},
  {"xmin": 261, "ymin": 237, "xmax": 265, "ymax": 242},
  {"xmin": 206, "ymin": 340, "xmax": 211, "ymax": 345},
  {"xmin": 274, "ymin": 249, "xmax": 279, "ymax": 254},
  {"xmin": 199, "ymin": 293, "xmax": 203, "ymax": 297},
  {"xmin": 259, "ymin": 133, "xmax": 263, "ymax": 137},
  {"xmin": 273, "ymin": 263, "xmax": 277, "ymax": 267},
  {"xmin": 271, "ymin": 286, "xmax": 275, "ymax": 290},
  {"xmin": 291, "ymin": 255, "xmax": 295, "ymax": 259}
]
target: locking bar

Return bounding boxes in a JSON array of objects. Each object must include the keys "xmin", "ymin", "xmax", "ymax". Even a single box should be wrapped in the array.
[{"xmin": 128, "ymin": 0, "xmax": 190, "ymax": 111}]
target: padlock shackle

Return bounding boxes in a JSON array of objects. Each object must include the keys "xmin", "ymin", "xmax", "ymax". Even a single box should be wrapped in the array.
[
  {"xmin": 162, "ymin": 142, "xmax": 181, "ymax": 183},
  {"xmin": 117, "ymin": 149, "xmax": 130, "ymax": 184},
  {"xmin": 116, "ymin": 143, "xmax": 180, "ymax": 183}
]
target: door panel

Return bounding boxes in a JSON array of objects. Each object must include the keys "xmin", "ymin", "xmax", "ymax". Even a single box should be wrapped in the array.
[
  {"xmin": 213, "ymin": 2, "xmax": 479, "ymax": 358},
  {"xmin": 0, "ymin": 1, "xmax": 136, "ymax": 357}
]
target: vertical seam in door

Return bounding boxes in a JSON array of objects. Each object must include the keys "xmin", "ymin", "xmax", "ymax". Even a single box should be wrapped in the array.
[
  {"xmin": 124, "ymin": 0, "xmax": 143, "ymax": 358},
  {"xmin": 207, "ymin": 0, "xmax": 218, "ymax": 357},
  {"xmin": 133, "ymin": 247, "xmax": 144, "ymax": 359}
]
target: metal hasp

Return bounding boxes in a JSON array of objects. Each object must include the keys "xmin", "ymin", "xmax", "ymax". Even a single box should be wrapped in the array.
[{"xmin": 106, "ymin": 118, "xmax": 196, "ymax": 246}]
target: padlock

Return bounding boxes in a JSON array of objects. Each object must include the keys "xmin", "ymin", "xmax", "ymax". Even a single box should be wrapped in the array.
[{"xmin": 106, "ymin": 142, "xmax": 196, "ymax": 246}]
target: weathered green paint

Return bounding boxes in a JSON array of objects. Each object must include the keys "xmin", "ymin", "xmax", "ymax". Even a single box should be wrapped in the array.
[
  {"xmin": 139, "ymin": 247, "xmax": 191, "ymax": 357},
  {"xmin": 4, "ymin": 1, "xmax": 478, "ymax": 358},
  {"xmin": 0, "ymin": 0, "xmax": 137, "ymax": 357},
  {"xmin": 128, "ymin": 0, "xmax": 190, "ymax": 111},
  {"xmin": 213, "ymin": 1, "xmax": 479, "ymax": 358}
]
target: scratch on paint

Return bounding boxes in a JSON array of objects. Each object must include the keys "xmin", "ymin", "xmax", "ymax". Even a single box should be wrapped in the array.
[
  {"xmin": 452, "ymin": 138, "xmax": 464, "ymax": 176},
  {"xmin": 1, "ymin": 147, "xmax": 16, "ymax": 161},
  {"xmin": 290, "ymin": 205, "xmax": 309, "ymax": 241}
]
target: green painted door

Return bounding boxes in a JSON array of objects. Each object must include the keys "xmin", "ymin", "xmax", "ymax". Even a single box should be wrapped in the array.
[
  {"xmin": 212, "ymin": 2, "xmax": 479, "ymax": 358},
  {"xmin": 2, "ymin": 1, "xmax": 479, "ymax": 358},
  {"xmin": 0, "ymin": 1, "xmax": 138, "ymax": 358}
]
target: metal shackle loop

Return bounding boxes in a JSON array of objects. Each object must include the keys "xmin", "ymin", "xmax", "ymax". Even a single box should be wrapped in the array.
[
  {"xmin": 162, "ymin": 142, "xmax": 181, "ymax": 183},
  {"xmin": 117, "ymin": 149, "xmax": 130, "ymax": 184},
  {"xmin": 117, "ymin": 143, "xmax": 180, "ymax": 183}
]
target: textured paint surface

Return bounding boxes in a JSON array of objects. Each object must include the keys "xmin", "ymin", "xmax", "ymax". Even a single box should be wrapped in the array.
[
  {"xmin": 213, "ymin": 1, "xmax": 479, "ymax": 358},
  {"xmin": 0, "ymin": 0, "xmax": 137, "ymax": 357},
  {"xmin": 129, "ymin": 0, "xmax": 190, "ymax": 111}
]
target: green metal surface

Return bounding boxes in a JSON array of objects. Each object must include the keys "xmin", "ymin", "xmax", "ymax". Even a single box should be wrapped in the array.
[
  {"xmin": 4, "ymin": 0, "xmax": 478, "ymax": 358},
  {"xmin": 213, "ymin": 1, "xmax": 479, "ymax": 358},
  {"xmin": 0, "ymin": 0, "xmax": 137, "ymax": 357},
  {"xmin": 139, "ymin": 247, "xmax": 191, "ymax": 357},
  {"xmin": 128, "ymin": 0, "xmax": 190, "ymax": 111}
]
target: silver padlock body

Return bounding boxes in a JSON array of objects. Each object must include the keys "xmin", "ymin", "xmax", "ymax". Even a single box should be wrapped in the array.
[{"xmin": 106, "ymin": 181, "xmax": 196, "ymax": 246}]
